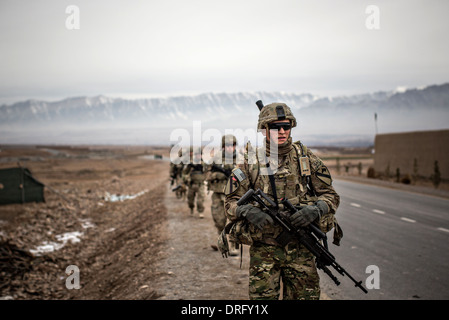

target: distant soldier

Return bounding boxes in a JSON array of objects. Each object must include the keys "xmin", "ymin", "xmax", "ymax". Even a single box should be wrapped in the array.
[
  {"xmin": 170, "ymin": 149, "xmax": 187, "ymax": 199},
  {"xmin": 182, "ymin": 147, "xmax": 206, "ymax": 218},
  {"xmin": 222, "ymin": 101, "xmax": 340, "ymax": 300},
  {"xmin": 206, "ymin": 134, "xmax": 239, "ymax": 255}
]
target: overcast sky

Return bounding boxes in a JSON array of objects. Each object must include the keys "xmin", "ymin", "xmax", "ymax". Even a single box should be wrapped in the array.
[{"xmin": 0, "ymin": 0, "xmax": 448, "ymax": 105}]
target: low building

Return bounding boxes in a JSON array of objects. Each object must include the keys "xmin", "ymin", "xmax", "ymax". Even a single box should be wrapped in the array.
[{"xmin": 374, "ymin": 129, "xmax": 449, "ymax": 181}]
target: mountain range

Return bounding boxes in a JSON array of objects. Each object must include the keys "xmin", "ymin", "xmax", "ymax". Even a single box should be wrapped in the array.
[{"xmin": 1, "ymin": 83, "xmax": 448, "ymax": 147}]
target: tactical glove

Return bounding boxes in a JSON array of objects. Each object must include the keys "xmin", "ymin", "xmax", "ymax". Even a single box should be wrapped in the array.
[
  {"xmin": 289, "ymin": 200, "xmax": 329, "ymax": 228},
  {"xmin": 236, "ymin": 204, "xmax": 274, "ymax": 230}
]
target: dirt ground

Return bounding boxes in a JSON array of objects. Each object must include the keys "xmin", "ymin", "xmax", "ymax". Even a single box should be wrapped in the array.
[
  {"xmin": 1, "ymin": 145, "xmax": 447, "ymax": 300},
  {"xmin": 0, "ymin": 145, "xmax": 250, "ymax": 300}
]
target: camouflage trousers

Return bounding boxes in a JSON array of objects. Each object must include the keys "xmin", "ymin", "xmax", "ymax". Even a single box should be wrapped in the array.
[
  {"xmin": 249, "ymin": 241, "xmax": 320, "ymax": 300},
  {"xmin": 211, "ymin": 192, "xmax": 226, "ymax": 234},
  {"xmin": 187, "ymin": 182, "xmax": 205, "ymax": 213}
]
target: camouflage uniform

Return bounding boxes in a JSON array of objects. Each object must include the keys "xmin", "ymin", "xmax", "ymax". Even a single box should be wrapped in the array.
[
  {"xmin": 223, "ymin": 102, "xmax": 340, "ymax": 300},
  {"xmin": 206, "ymin": 135, "xmax": 238, "ymax": 234},
  {"xmin": 170, "ymin": 161, "xmax": 184, "ymax": 185},
  {"xmin": 182, "ymin": 148, "xmax": 206, "ymax": 216},
  {"xmin": 170, "ymin": 149, "xmax": 188, "ymax": 199}
]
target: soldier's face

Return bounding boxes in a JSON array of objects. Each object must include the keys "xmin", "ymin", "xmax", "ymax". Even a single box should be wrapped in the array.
[
  {"xmin": 267, "ymin": 120, "xmax": 291, "ymax": 145},
  {"xmin": 224, "ymin": 144, "xmax": 235, "ymax": 154}
]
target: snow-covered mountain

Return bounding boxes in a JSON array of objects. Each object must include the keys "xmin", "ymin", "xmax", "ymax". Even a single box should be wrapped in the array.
[
  {"xmin": 1, "ymin": 84, "xmax": 448, "ymax": 146},
  {"xmin": 0, "ymin": 92, "xmax": 316, "ymax": 128}
]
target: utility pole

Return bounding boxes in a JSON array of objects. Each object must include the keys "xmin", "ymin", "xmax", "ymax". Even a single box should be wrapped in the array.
[{"xmin": 374, "ymin": 112, "xmax": 378, "ymax": 135}]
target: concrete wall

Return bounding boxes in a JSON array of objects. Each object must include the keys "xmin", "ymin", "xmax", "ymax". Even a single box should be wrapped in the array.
[{"xmin": 374, "ymin": 130, "xmax": 449, "ymax": 180}]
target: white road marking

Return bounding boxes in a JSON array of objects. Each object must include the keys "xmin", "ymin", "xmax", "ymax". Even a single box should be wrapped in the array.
[
  {"xmin": 373, "ymin": 209, "xmax": 385, "ymax": 215},
  {"xmin": 400, "ymin": 217, "xmax": 416, "ymax": 223},
  {"xmin": 437, "ymin": 227, "xmax": 449, "ymax": 233},
  {"xmin": 350, "ymin": 203, "xmax": 361, "ymax": 208}
]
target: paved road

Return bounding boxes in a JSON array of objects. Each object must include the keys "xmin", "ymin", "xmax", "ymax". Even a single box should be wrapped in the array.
[{"xmin": 320, "ymin": 179, "xmax": 449, "ymax": 300}]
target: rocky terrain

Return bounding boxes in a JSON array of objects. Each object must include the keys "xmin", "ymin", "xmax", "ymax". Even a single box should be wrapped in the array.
[{"xmin": 0, "ymin": 145, "xmax": 249, "ymax": 300}]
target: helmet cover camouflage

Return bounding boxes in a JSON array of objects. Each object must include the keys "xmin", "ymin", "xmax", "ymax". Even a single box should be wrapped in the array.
[{"xmin": 257, "ymin": 102, "xmax": 297, "ymax": 130}]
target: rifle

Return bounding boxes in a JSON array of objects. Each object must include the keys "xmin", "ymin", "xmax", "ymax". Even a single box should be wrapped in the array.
[{"xmin": 237, "ymin": 188, "xmax": 368, "ymax": 294}]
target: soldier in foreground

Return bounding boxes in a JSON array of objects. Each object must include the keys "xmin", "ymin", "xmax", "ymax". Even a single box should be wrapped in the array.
[
  {"xmin": 206, "ymin": 134, "xmax": 239, "ymax": 256},
  {"xmin": 182, "ymin": 147, "xmax": 206, "ymax": 218},
  {"xmin": 222, "ymin": 101, "xmax": 340, "ymax": 300}
]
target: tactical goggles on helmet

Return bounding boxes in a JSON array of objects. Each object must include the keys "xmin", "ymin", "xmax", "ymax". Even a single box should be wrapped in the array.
[{"xmin": 267, "ymin": 122, "xmax": 292, "ymax": 131}]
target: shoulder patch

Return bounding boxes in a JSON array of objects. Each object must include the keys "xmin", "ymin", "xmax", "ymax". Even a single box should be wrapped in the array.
[
  {"xmin": 224, "ymin": 173, "xmax": 241, "ymax": 195},
  {"xmin": 232, "ymin": 168, "xmax": 246, "ymax": 182},
  {"xmin": 315, "ymin": 165, "xmax": 332, "ymax": 186}
]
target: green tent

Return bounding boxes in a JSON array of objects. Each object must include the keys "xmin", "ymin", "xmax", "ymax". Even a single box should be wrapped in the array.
[{"xmin": 0, "ymin": 167, "xmax": 45, "ymax": 205}]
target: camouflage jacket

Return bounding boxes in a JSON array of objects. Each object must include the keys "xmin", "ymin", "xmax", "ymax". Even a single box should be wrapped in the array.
[
  {"xmin": 224, "ymin": 140, "xmax": 340, "ymax": 246},
  {"xmin": 169, "ymin": 162, "xmax": 184, "ymax": 179},
  {"xmin": 182, "ymin": 161, "xmax": 206, "ymax": 185},
  {"xmin": 205, "ymin": 152, "xmax": 238, "ymax": 193}
]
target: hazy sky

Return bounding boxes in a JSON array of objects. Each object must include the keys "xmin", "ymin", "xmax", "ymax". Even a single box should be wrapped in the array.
[{"xmin": 1, "ymin": 0, "xmax": 448, "ymax": 104}]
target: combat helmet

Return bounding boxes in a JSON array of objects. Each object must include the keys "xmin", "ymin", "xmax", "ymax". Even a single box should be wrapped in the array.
[{"xmin": 256, "ymin": 101, "xmax": 297, "ymax": 130}]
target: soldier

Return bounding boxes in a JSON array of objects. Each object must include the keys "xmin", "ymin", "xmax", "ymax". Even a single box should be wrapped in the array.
[
  {"xmin": 170, "ymin": 149, "xmax": 187, "ymax": 199},
  {"xmin": 222, "ymin": 102, "xmax": 340, "ymax": 300},
  {"xmin": 182, "ymin": 146, "xmax": 206, "ymax": 218},
  {"xmin": 206, "ymin": 134, "xmax": 239, "ymax": 255}
]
